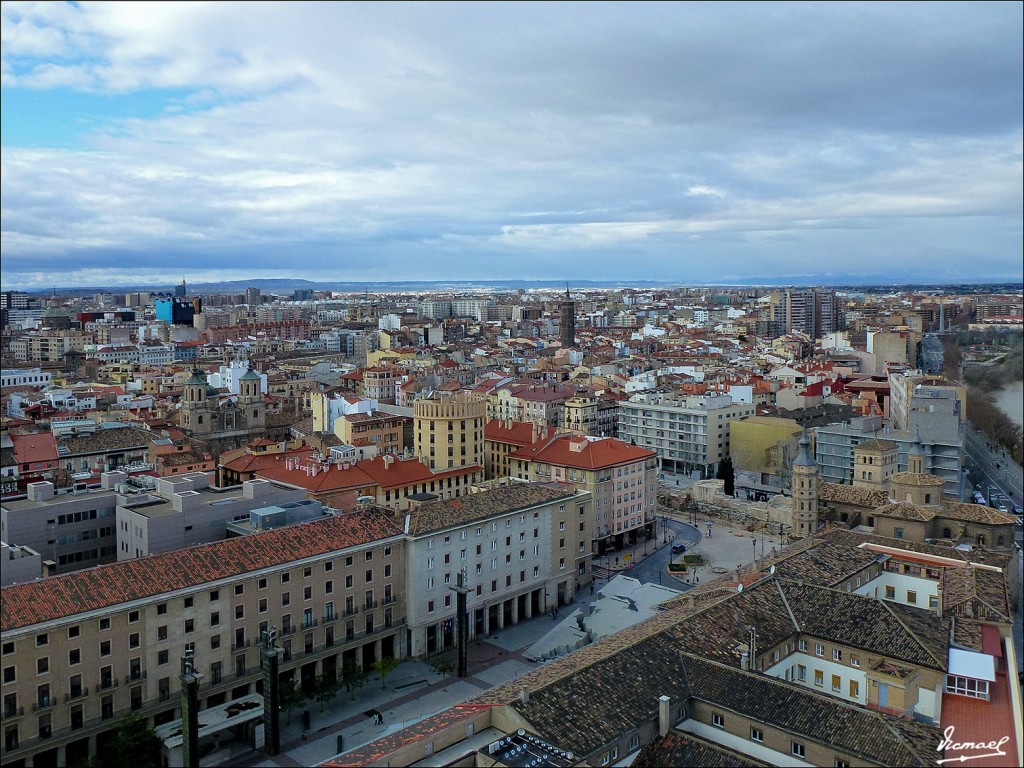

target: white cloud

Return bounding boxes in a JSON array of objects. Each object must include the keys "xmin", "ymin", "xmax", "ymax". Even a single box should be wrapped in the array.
[{"xmin": 1, "ymin": 2, "xmax": 1021, "ymax": 288}]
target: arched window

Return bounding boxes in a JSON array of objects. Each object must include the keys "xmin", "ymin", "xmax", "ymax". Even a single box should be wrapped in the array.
[
  {"xmin": 629, "ymin": 734, "xmax": 640, "ymax": 751},
  {"xmin": 253, "ymin": 409, "xmax": 259, "ymax": 418}
]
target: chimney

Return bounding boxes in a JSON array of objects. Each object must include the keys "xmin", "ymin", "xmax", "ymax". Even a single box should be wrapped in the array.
[
  {"xmin": 520, "ymin": 687, "xmax": 529, "ymax": 705},
  {"xmin": 740, "ymin": 650, "xmax": 750, "ymax": 671},
  {"xmin": 658, "ymin": 695, "xmax": 671, "ymax": 737}
]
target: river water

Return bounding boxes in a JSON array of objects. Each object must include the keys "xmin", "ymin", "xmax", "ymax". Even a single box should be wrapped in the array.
[{"xmin": 993, "ymin": 380, "xmax": 1023, "ymax": 428}]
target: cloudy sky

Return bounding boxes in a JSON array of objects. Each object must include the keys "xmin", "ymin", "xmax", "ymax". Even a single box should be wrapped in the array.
[{"xmin": 1, "ymin": 2, "xmax": 1021, "ymax": 290}]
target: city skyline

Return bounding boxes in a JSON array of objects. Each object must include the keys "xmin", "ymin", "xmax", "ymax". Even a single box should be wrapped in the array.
[{"xmin": 2, "ymin": 2, "xmax": 1022, "ymax": 291}]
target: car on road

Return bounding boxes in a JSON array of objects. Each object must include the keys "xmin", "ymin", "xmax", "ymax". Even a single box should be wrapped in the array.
[{"xmin": 671, "ymin": 542, "xmax": 687, "ymax": 554}]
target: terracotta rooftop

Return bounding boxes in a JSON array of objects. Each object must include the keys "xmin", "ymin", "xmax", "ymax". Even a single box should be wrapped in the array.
[
  {"xmin": 0, "ymin": 511, "xmax": 402, "ymax": 632},
  {"xmin": 633, "ymin": 732, "xmax": 766, "ymax": 767},
  {"xmin": 889, "ymin": 471, "xmax": 946, "ymax": 487},
  {"xmin": 510, "ymin": 434, "xmax": 656, "ymax": 470}
]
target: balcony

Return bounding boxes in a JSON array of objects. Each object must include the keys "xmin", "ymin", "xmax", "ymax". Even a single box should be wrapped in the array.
[
  {"xmin": 280, "ymin": 625, "xmax": 296, "ymax": 636},
  {"xmin": 343, "ymin": 606, "xmax": 359, "ymax": 617},
  {"xmin": 231, "ymin": 639, "xmax": 252, "ymax": 652},
  {"xmin": 98, "ymin": 677, "xmax": 118, "ymax": 692},
  {"xmin": 322, "ymin": 612, "xmax": 339, "ymax": 624},
  {"xmin": 124, "ymin": 671, "xmax": 147, "ymax": 684},
  {"xmin": 301, "ymin": 617, "xmax": 318, "ymax": 630},
  {"xmin": 32, "ymin": 698, "xmax": 57, "ymax": 712},
  {"xmin": 382, "ymin": 594, "xmax": 398, "ymax": 606},
  {"xmin": 364, "ymin": 600, "xmax": 378, "ymax": 611},
  {"xmin": 3, "ymin": 705, "xmax": 24, "ymax": 718},
  {"xmin": 158, "ymin": 690, "xmax": 171, "ymax": 703},
  {"xmin": 65, "ymin": 687, "xmax": 89, "ymax": 703}
]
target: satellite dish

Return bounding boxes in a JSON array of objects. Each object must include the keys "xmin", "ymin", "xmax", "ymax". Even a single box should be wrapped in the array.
[{"xmin": 769, "ymin": 565, "xmax": 776, "ymax": 574}]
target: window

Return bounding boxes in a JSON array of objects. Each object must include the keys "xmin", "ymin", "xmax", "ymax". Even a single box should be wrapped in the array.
[
  {"xmin": 325, "ymin": 560, "xmax": 333, "ymax": 572},
  {"xmin": 849, "ymin": 680, "xmax": 859, "ymax": 697},
  {"xmin": 798, "ymin": 639, "xmax": 807, "ymax": 651},
  {"xmin": 129, "ymin": 633, "xmax": 140, "ymax": 649},
  {"xmin": 792, "ymin": 741, "xmax": 806, "ymax": 758},
  {"xmin": 128, "ymin": 610, "xmax": 139, "ymax": 623},
  {"xmin": 304, "ymin": 586, "xmax": 312, "ymax": 601},
  {"xmin": 157, "ymin": 603, "xmax": 167, "ymax": 615},
  {"xmin": 99, "ymin": 618, "xmax": 111, "ymax": 630},
  {"xmin": 832, "ymin": 649, "xmax": 842, "ymax": 662},
  {"xmin": 99, "ymin": 641, "xmax": 111, "ymax": 657},
  {"xmin": 36, "ymin": 633, "xmax": 48, "ymax": 648},
  {"xmin": 185, "ymin": 619, "xmax": 194, "ymax": 634},
  {"xmin": 851, "ymin": 655, "xmax": 860, "ymax": 667},
  {"xmin": 885, "ymin": 585, "xmax": 895, "ymax": 600},
  {"xmin": 712, "ymin": 712, "xmax": 724, "ymax": 728},
  {"xmin": 365, "ymin": 569, "xmax": 373, "ymax": 583},
  {"xmin": 814, "ymin": 669, "xmax": 823, "ymax": 687},
  {"xmin": 835, "ymin": 760, "xmax": 850, "ymax": 768},
  {"xmin": 281, "ymin": 572, "xmax": 291, "ymax": 584},
  {"xmin": 282, "ymin": 592, "xmax": 291, "ymax": 607},
  {"xmin": 234, "ymin": 585, "xmax": 244, "ymax": 596},
  {"xmin": 832, "ymin": 674, "xmax": 841, "ymax": 692},
  {"xmin": 184, "ymin": 596, "xmax": 194, "ymax": 608},
  {"xmin": 158, "ymin": 650, "xmax": 169, "ymax": 665},
  {"xmin": 906, "ymin": 590, "xmax": 917, "ymax": 604},
  {"xmin": 427, "ymin": 600, "xmax": 434, "ymax": 613},
  {"xmin": 210, "ymin": 589, "xmax": 219, "ymax": 601},
  {"xmin": 2, "ymin": 667, "xmax": 14, "ymax": 684},
  {"xmin": 258, "ymin": 578, "xmax": 267, "ymax": 590},
  {"xmin": 70, "ymin": 648, "xmax": 83, "ymax": 666},
  {"xmin": 2, "ymin": 642, "xmax": 14, "ymax": 656},
  {"xmin": 929, "ymin": 595, "xmax": 939, "ymax": 609},
  {"xmin": 815, "ymin": 643, "xmax": 824, "ymax": 657},
  {"xmin": 750, "ymin": 726, "xmax": 763, "ymax": 743},
  {"xmin": 894, "ymin": 527, "xmax": 904, "ymax": 539},
  {"xmin": 36, "ymin": 657, "xmax": 48, "ymax": 675}
]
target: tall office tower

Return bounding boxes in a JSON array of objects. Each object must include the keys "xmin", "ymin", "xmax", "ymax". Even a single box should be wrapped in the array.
[
  {"xmin": 245, "ymin": 286, "xmax": 262, "ymax": 305},
  {"xmin": 560, "ymin": 286, "xmax": 576, "ymax": 348}
]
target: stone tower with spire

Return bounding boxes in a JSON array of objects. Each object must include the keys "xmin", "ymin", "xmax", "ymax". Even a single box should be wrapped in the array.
[
  {"xmin": 560, "ymin": 285, "xmax": 576, "ymax": 349},
  {"xmin": 791, "ymin": 425, "xmax": 819, "ymax": 538}
]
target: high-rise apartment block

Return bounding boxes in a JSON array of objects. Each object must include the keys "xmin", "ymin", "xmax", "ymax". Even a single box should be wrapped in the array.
[{"xmin": 617, "ymin": 393, "xmax": 755, "ymax": 477}]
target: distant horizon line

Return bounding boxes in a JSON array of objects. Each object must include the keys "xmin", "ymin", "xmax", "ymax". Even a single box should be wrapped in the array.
[{"xmin": 4, "ymin": 277, "xmax": 1023, "ymax": 296}]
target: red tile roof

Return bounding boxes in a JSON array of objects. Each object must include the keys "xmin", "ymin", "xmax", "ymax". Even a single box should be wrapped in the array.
[
  {"xmin": 10, "ymin": 432, "xmax": 59, "ymax": 465},
  {"xmin": 510, "ymin": 435, "xmax": 655, "ymax": 470},
  {"xmin": 0, "ymin": 511, "xmax": 403, "ymax": 632}
]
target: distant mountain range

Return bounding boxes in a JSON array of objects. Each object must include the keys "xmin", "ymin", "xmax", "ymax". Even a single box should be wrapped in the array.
[{"xmin": 20, "ymin": 277, "xmax": 1024, "ymax": 296}]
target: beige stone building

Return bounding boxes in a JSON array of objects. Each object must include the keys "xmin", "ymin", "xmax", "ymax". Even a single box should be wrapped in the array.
[
  {"xmin": 414, "ymin": 391, "xmax": 485, "ymax": 471},
  {"xmin": 0, "ymin": 511, "xmax": 405, "ymax": 767}
]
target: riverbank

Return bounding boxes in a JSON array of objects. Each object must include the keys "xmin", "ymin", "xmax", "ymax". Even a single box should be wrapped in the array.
[{"xmin": 994, "ymin": 380, "xmax": 1023, "ymax": 429}]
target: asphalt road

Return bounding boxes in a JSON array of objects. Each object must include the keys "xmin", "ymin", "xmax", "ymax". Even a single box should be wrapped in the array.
[{"xmin": 592, "ymin": 517, "xmax": 702, "ymax": 590}]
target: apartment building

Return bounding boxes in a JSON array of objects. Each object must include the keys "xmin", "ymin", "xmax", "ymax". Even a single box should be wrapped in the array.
[
  {"xmin": 0, "ymin": 511, "xmax": 406, "ymax": 768},
  {"xmin": 403, "ymin": 481, "xmax": 590, "ymax": 657},
  {"xmin": 508, "ymin": 434, "xmax": 657, "ymax": 555},
  {"xmin": 814, "ymin": 414, "xmax": 964, "ymax": 499},
  {"xmin": 483, "ymin": 420, "xmax": 556, "ymax": 481},
  {"xmin": 413, "ymin": 390, "xmax": 485, "ymax": 471},
  {"xmin": 618, "ymin": 392, "xmax": 755, "ymax": 477}
]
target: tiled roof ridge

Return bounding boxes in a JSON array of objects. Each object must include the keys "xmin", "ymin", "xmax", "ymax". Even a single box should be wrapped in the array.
[
  {"xmin": 680, "ymin": 651, "xmax": 931, "ymax": 765},
  {"xmin": 471, "ymin": 590, "xmax": 733, "ymax": 704},
  {"xmin": 879, "ymin": 600, "xmax": 946, "ymax": 670},
  {"xmin": 773, "ymin": 578, "xmax": 802, "ymax": 633},
  {"xmin": 868, "ymin": 709, "xmax": 935, "ymax": 767}
]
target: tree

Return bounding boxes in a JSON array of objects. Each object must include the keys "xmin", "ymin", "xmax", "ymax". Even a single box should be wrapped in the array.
[
  {"xmin": 341, "ymin": 659, "xmax": 367, "ymax": 694},
  {"xmin": 372, "ymin": 656, "xmax": 400, "ymax": 689},
  {"xmin": 313, "ymin": 674, "xmax": 338, "ymax": 712},
  {"xmin": 430, "ymin": 655, "xmax": 455, "ymax": 680},
  {"xmin": 100, "ymin": 713, "xmax": 162, "ymax": 768},
  {"xmin": 716, "ymin": 456, "xmax": 735, "ymax": 497},
  {"xmin": 280, "ymin": 677, "xmax": 305, "ymax": 725}
]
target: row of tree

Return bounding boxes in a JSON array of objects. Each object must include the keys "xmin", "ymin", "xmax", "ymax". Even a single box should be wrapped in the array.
[{"xmin": 943, "ymin": 334, "xmax": 1024, "ymax": 466}]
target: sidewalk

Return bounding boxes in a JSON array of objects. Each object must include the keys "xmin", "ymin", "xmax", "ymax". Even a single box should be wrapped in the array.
[{"xmin": 224, "ymin": 591, "xmax": 595, "ymax": 768}]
